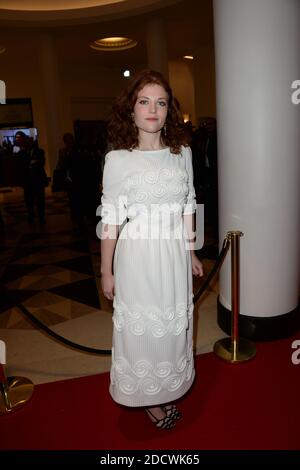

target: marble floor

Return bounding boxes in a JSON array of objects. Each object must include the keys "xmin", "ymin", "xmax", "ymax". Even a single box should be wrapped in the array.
[{"xmin": 0, "ymin": 187, "xmax": 226, "ymax": 385}]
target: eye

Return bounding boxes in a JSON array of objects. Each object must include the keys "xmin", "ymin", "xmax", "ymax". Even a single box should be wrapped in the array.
[
  {"xmin": 139, "ymin": 100, "xmax": 148, "ymax": 105},
  {"xmin": 158, "ymin": 101, "xmax": 167, "ymax": 107}
]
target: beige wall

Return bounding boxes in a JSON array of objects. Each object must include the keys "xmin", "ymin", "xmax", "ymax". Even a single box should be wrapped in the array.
[
  {"xmin": 168, "ymin": 59, "xmax": 196, "ymax": 125},
  {"xmin": 63, "ymin": 63, "xmax": 129, "ymax": 122},
  {"xmin": 168, "ymin": 50, "xmax": 216, "ymax": 127},
  {"xmin": 194, "ymin": 44, "xmax": 216, "ymax": 123},
  {"xmin": 1, "ymin": 42, "xmax": 216, "ymax": 173},
  {"xmin": 1, "ymin": 52, "xmax": 132, "ymax": 173},
  {"xmin": 0, "ymin": 46, "xmax": 51, "ymax": 173}
]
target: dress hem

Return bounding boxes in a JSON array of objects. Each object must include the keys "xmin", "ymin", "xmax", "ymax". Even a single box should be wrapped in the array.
[{"xmin": 109, "ymin": 369, "xmax": 195, "ymax": 408}]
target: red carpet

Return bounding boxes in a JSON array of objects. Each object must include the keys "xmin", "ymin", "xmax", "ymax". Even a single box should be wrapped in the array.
[{"xmin": 1, "ymin": 334, "xmax": 299, "ymax": 450}]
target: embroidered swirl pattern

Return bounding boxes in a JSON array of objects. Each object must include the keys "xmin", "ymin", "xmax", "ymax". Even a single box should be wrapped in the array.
[
  {"xmin": 126, "ymin": 168, "xmax": 189, "ymax": 207},
  {"xmin": 112, "ymin": 298, "xmax": 194, "ymax": 338},
  {"xmin": 110, "ymin": 345, "xmax": 194, "ymax": 396}
]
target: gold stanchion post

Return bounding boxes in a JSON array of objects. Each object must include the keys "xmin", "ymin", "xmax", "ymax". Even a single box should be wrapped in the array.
[
  {"xmin": 214, "ymin": 231, "xmax": 256, "ymax": 363},
  {"xmin": 0, "ymin": 341, "xmax": 34, "ymax": 416}
]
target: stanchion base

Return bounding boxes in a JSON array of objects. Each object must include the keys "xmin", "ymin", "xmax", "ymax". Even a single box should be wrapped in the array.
[
  {"xmin": 214, "ymin": 337, "xmax": 256, "ymax": 363},
  {"xmin": 0, "ymin": 376, "xmax": 34, "ymax": 415}
]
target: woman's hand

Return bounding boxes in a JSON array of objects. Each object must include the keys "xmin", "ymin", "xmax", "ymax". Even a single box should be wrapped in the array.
[
  {"xmin": 101, "ymin": 272, "xmax": 115, "ymax": 300},
  {"xmin": 191, "ymin": 253, "xmax": 204, "ymax": 278}
]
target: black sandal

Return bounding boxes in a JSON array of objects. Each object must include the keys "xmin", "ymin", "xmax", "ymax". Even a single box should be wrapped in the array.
[
  {"xmin": 163, "ymin": 404, "xmax": 182, "ymax": 421},
  {"xmin": 145, "ymin": 408, "xmax": 176, "ymax": 430}
]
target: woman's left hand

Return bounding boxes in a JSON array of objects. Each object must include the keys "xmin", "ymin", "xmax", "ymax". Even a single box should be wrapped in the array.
[{"xmin": 191, "ymin": 253, "xmax": 204, "ymax": 278}]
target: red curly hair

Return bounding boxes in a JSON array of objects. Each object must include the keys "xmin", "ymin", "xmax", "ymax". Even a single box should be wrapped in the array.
[{"xmin": 107, "ymin": 69, "xmax": 189, "ymax": 155}]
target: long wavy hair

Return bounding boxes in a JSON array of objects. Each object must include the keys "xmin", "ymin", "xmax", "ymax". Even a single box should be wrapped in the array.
[{"xmin": 107, "ymin": 69, "xmax": 188, "ymax": 155}]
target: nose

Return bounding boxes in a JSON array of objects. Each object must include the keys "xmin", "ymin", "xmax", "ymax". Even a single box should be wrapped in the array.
[{"xmin": 149, "ymin": 101, "xmax": 157, "ymax": 113}]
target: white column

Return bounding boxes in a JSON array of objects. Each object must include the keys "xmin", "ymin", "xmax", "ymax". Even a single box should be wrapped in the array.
[
  {"xmin": 38, "ymin": 34, "xmax": 64, "ymax": 174},
  {"xmin": 146, "ymin": 17, "xmax": 169, "ymax": 81},
  {"xmin": 213, "ymin": 0, "xmax": 300, "ymax": 336}
]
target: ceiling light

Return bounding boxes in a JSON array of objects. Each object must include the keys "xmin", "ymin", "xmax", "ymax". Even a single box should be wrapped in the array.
[
  {"xmin": 90, "ymin": 37, "xmax": 137, "ymax": 51},
  {"xmin": 123, "ymin": 70, "xmax": 130, "ymax": 77},
  {"xmin": 0, "ymin": 46, "xmax": 6, "ymax": 54},
  {"xmin": 183, "ymin": 55, "xmax": 194, "ymax": 60}
]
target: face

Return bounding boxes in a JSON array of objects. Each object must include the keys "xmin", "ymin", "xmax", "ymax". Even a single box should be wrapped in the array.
[
  {"xmin": 15, "ymin": 134, "xmax": 27, "ymax": 148},
  {"xmin": 199, "ymin": 117, "xmax": 216, "ymax": 136},
  {"xmin": 133, "ymin": 83, "xmax": 168, "ymax": 136}
]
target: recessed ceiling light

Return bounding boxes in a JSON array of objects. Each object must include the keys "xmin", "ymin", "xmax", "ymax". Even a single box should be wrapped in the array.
[
  {"xmin": 90, "ymin": 37, "xmax": 137, "ymax": 51},
  {"xmin": 183, "ymin": 55, "xmax": 194, "ymax": 60},
  {"xmin": 123, "ymin": 70, "xmax": 130, "ymax": 77}
]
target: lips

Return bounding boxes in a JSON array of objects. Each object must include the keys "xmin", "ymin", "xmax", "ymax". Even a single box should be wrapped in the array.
[{"xmin": 146, "ymin": 118, "xmax": 158, "ymax": 121}]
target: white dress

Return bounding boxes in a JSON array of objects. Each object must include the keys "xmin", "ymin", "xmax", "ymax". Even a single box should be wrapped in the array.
[{"xmin": 100, "ymin": 145, "xmax": 197, "ymax": 407}]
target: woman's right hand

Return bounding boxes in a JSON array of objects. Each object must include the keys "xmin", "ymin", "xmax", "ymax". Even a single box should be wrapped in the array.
[{"xmin": 101, "ymin": 272, "xmax": 115, "ymax": 300}]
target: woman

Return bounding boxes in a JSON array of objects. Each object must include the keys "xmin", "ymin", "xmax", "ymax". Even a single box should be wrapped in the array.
[{"xmin": 100, "ymin": 69, "xmax": 203, "ymax": 430}]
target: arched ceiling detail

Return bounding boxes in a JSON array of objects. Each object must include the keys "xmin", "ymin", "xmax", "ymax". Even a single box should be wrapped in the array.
[{"xmin": 0, "ymin": 0, "xmax": 182, "ymax": 26}]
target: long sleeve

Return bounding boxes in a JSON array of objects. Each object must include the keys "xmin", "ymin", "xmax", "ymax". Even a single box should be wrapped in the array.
[
  {"xmin": 100, "ymin": 151, "xmax": 127, "ymax": 225},
  {"xmin": 183, "ymin": 146, "xmax": 197, "ymax": 215}
]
